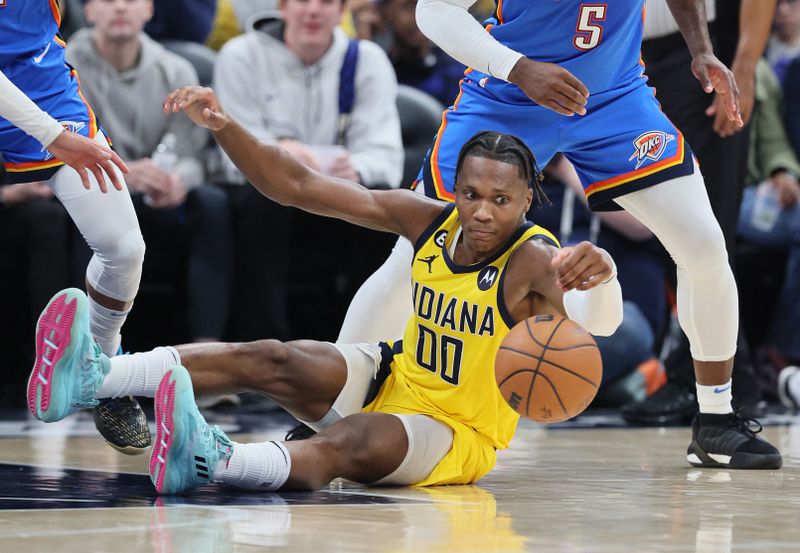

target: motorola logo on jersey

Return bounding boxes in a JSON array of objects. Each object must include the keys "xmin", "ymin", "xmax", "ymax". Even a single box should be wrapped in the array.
[
  {"xmin": 628, "ymin": 131, "xmax": 675, "ymax": 169},
  {"xmin": 477, "ymin": 266, "xmax": 499, "ymax": 291},
  {"xmin": 434, "ymin": 230, "xmax": 448, "ymax": 247}
]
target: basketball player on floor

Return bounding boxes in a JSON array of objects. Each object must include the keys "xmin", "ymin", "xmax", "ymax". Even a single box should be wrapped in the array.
[
  {"xmin": 333, "ymin": 0, "xmax": 783, "ymax": 469},
  {"xmin": 3, "ymin": 1, "xmax": 150, "ymax": 453},
  {"xmin": 27, "ymin": 88, "xmax": 627, "ymax": 493}
]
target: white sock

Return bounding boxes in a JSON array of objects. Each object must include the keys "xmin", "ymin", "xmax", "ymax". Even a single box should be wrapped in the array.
[
  {"xmin": 88, "ymin": 295, "xmax": 130, "ymax": 356},
  {"xmin": 213, "ymin": 441, "xmax": 291, "ymax": 491},
  {"xmin": 696, "ymin": 379, "xmax": 733, "ymax": 415},
  {"xmin": 788, "ymin": 371, "xmax": 800, "ymax": 403},
  {"xmin": 97, "ymin": 346, "xmax": 181, "ymax": 398}
]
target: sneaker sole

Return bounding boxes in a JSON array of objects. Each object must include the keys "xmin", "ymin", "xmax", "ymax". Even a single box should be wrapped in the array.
[
  {"xmin": 687, "ymin": 441, "xmax": 783, "ymax": 470},
  {"xmin": 104, "ymin": 440, "xmax": 149, "ymax": 456},
  {"xmin": 27, "ymin": 288, "xmax": 88, "ymax": 422}
]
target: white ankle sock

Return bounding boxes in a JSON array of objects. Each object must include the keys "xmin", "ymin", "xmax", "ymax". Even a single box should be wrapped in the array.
[
  {"xmin": 213, "ymin": 441, "xmax": 291, "ymax": 491},
  {"xmin": 88, "ymin": 295, "xmax": 130, "ymax": 356},
  {"xmin": 696, "ymin": 379, "xmax": 733, "ymax": 415},
  {"xmin": 788, "ymin": 370, "xmax": 800, "ymax": 403},
  {"xmin": 98, "ymin": 346, "xmax": 181, "ymax": 398}
]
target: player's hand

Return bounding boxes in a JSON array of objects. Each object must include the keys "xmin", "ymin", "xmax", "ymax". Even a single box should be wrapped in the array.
[
  {"xmin": 46, "ymin": 130, "xmax": 129, "ymax": 193},
  {"xmin": 508, "ymin": 58, "xmax": 589, "ymax": 116},
  {"xmin": 771, "ymin": 171, "xmax": 800, "ymax": 209},
  {"xmin": 705, "ymin": 63, "xmax": 754, "ymax": 137},
  {"xmin": 551, "ymin": 241, "xmax": 615, "ymax": 291},
  {"xmin": 692, "ymin": 52, "xmax": 743, "ymax": 129},
  {"xmin": 164, "ymin": 86, "xmax": 229, "ymax": 131},
  {"xmin": 0, "ymin": 181, "xmax": 53, "ymax": 207}
]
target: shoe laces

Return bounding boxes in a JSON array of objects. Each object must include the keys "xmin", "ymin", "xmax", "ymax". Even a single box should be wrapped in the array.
[
  {"xmin": 729, "ymin": 409, "xmax": 763, "ymax": 438},
  {"xmin": 208, "ymin": 425, "xmax": 234, "ymax": 461},
  {"xmin": 77, "ymin": 342, "xmax": 107, "ymax": 408}
]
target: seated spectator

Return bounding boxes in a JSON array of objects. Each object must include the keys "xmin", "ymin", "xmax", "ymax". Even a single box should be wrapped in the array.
[
  {"xmin": 767, "ymin": 0, "xmax": 800, "ymax": 83},
  {"xmin": 68, "ymin": 0, "xmax": 233, "ymax": 345},
  {"xmin": 737, "ymin": 61, "xmax": 800, "ymax": 379},
  {"xmin": 379, "ymin": 0, "xmax": 466, "ymax": 107},
  {"xmin": 214, "ymin": 0, "xmax": 403, "ymax": 341},
  {"xmin": 784, "ymin": 56, "xmax": 800, "ymax": 155}
]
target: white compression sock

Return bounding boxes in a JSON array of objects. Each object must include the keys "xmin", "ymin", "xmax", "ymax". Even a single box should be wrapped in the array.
[
  {"xmin": 213, "ymin": 441, "xmax": 291, "ymax": 491},
  {"xmin": 97, "ymin": 346, "xmax": 181, "ymax": 398},
  {"xmin": 696, "ymin": 380, "xmax": 733, "ymax": 415},
  {"xmin": 88, "ymin": 295, "xmax": 130, "ymax": 356}
]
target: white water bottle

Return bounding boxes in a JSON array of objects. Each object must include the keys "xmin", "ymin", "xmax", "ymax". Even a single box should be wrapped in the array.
[
  {"xmin": 750, "ymin": 181, "xmax": 781, "ymax": 232},
  {"xmin": 146, "ymin": 133, "xmax": 178, "ymax": 205}
]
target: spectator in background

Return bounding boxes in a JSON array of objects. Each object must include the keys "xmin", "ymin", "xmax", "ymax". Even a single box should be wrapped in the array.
[
  {"xmin": 737, "ymin": 61, "xmax": 800, "ymax": 377},
  {"xmin": 379, "ymin": 0, "xmax": 465, "ymax": 107},
  {"xmin": 69, "ymin": 0, "xmax": 233, "ymax": 344},
  {"xmin": 784, "ymin": 56, "xmax": 800, "ymax": 155},
  {"xmin": 767, "ymin": 0, "xmax": 800, "ymax": 83},
  {"xmin": 214, "ymin": 0, "xmax": 402, "ymax": 341}
]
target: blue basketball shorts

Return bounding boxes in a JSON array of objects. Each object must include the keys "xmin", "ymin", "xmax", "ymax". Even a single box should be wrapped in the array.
[
  {"xmin": 419, "ymin": 73, "xmax": 696, "ymax": 211},
  {"xmin": 0, "ymin": 35, "xmax": 101, "ymax": 184}
]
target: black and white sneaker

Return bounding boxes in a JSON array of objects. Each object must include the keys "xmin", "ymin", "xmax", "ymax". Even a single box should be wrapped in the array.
[
  {"xmin": 93, "ymin": 396, "xmax": 152, "ymax": 455},
  {"xmin": 687, "ymin": 411, "xmax": 782, "ymax": 469},
  {"xmin": 778, "ymin": 365, "xmax": 800, "ymax": 411}
]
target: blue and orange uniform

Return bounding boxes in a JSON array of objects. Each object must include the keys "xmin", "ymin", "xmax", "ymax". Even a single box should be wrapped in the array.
[
  {"xmin": 0, "ymin": 0, "xmax": 101, "ymax": 183},
  {"xmin": 421, "ymin": 0, "xmax": 695, "ymax": 211}
]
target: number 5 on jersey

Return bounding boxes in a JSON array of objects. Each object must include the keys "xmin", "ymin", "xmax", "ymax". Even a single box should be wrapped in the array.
[{"xmin": 574, "ymin": 4, "xmax": 606, "ymax": 51}]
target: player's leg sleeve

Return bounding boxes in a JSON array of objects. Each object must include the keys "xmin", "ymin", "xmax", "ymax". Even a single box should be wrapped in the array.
[
  {"xmin": 299, "ymin": 342, "xmax": 383, "ymax": 431},
  {"xmin": 374, "ymin": 414, "xmax": 453, "ymax": 486},
  {"xmin": 614, "ymin": 171, "xmax": 737, "ymax": 361},
  {"xmin": 48, "ymin": 132, "xmax": 144, "ymax": 302},
  {"xmin": 336, "ymin": 235, "xmax": 414, "ymax": 344}
]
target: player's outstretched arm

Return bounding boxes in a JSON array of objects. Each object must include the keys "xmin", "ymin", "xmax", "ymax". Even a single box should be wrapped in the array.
[
  {"xmin": 667, "ymin": 0, "xmax": 743, "ymax": 127},
  {"xmin": 506, "ymin": 240, "xmax": 622, "ymax": 337},
  {"xmin": 164, "ymin": 86, "xmax": 441, "ymax": 240},
  {"xmin": 0, "ymin": 70, "xmax": 128, "ymax": 192}
]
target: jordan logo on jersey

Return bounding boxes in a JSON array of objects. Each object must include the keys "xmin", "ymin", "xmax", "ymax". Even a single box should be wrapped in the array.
[
  {"xmin": 417, "ymin": 254, "xmax": 439, "ymax": 273},
  {"xmin": 628, "ymin": 131, "xmax": 675, "ymax": 170}
]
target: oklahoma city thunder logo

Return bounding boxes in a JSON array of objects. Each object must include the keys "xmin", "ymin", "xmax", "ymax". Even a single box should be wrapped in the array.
[
  {"xmin": 628, "ymin": 131, "xmax": 675, "ymax": 170},
  {"xmin": 41, "ymin": 121, "xmax": 88, "ymax": 160}
]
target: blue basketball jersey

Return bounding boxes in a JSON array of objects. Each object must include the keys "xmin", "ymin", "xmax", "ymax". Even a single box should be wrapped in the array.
[
  {"xmin": 0, "ymin": 0, "xmax": 61, "ymax": 65},
  {"xmin": 480, "ymin": 0, "xmax": 645, "ymax": 97}
]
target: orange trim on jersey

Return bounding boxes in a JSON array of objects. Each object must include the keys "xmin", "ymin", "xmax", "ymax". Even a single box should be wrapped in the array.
[
  {"xmin": 585, "ymin": 134, "xmax": 685, "ymax": 196},
  {"xmin": 70, "ymin": 69, "xmax": 98, "ymax": 139},
  {"xmin": 496, "ymin": 0, "xmax": 505, "ymax": 24},
  {"xmin": 5, "ymin": 158, "xmax": 64, "ymax": 172},
  {"xmin": 49, "ymin": 0, "xmax": 62, "ymax": 27},
  {"xmin": 429, "ymin": 84, "xmax": 466, "ymax": 201},
  {"xmin": 54, "ymin": 35, "xmax": 68, "ymax": 49}
]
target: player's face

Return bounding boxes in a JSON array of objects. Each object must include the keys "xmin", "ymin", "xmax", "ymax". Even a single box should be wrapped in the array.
[
  {"xmin": 281, "ymin": 0, "xmax": 344, "ymax": 51},
  {"xmin": 85, "ymin": 0, "xmax": 153, "ymax": 42},
  {"xmin": 454, "ymin": 156, "xmax": 533, "ymax": 257}
]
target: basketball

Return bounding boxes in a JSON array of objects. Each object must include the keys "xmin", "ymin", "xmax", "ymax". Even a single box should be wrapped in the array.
[{"xmin": 495, "ymin": 314, "xmax": 602, "ymax": 422}]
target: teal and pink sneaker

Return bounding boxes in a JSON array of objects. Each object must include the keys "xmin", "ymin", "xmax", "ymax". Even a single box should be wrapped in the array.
[
  {"xmin": 27, "ymin": 288, "xmax": 109, "ymax": 423},
  {"xmin": 150, "ymin": 365, "xmax": 233, "ymax": 495}
]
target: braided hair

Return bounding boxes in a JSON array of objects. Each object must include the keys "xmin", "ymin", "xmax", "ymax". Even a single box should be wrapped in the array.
[{"xmin": 454, "ymin": 131, "xmax": 549, "ymax": 206}]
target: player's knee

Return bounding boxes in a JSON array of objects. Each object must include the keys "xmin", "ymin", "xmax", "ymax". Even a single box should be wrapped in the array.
[
  {"xmin": 677, "ymin": 227, "xmax": 729, "ymax": 276},
  {"xmin": 238, "ymin": 339, "xmax": 296, "ymax": 391}
]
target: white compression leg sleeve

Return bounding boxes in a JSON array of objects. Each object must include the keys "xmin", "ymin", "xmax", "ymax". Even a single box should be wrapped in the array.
[
  {"xmin": 48, "ymin": 132, "xmax": 145, "ymax": 354},
  {"xmin": 337, "ymin": 236, "xmax": 414, "ymax": 344},
  {"xmin": 614, "ymin": 171, "xmax": 737, "ymax": 361}
]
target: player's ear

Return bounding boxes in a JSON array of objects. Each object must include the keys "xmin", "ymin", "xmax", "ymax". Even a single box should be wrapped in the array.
[{"xmin": 524, "ymin": 187, "xmax": 533, "ymax": 212}]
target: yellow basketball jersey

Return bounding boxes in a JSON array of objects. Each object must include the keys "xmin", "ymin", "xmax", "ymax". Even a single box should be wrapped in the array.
[{"xmin": 384, "ymin": 204, "xmax": 559, "ymax": 451}]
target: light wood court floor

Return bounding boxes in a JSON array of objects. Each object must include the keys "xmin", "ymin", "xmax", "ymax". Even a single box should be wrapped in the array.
[{"xmin": 0, "ymin": 410, "xmax": 798, "ymax": 553}]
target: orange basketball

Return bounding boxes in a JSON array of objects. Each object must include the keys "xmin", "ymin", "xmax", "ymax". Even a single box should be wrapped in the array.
[{"xmin": 495, "ymin": 314, "xmax": 602, "ymax": 422}]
